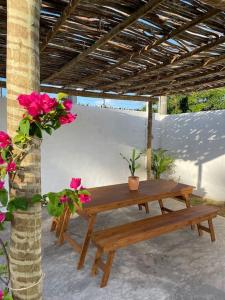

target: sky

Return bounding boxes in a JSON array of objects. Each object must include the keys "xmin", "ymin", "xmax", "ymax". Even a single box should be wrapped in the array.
[{"xmin": 1, "ymin": 88, "xmax": 146, "ymax": 110}]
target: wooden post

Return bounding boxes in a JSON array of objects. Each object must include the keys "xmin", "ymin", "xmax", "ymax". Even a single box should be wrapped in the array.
[
  {"xmin": 146, "ymin": 101, "xmax": 153, "ymax": 180},
  {"xmin": 7, "ymin": 1, "xmax": 42, "ymax": 299}
]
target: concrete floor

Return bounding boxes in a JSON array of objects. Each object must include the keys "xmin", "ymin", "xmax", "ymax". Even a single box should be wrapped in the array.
[
  {"xmin": 2, "ymin": 199, "xmax": 225, "ymax": 299},
  {"xmin": 42, "ymin": 199, "xmax": 225, "ymax": 300}
]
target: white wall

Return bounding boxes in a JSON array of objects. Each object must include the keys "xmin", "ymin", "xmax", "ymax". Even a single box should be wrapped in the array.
[{"xmin": 1, "ymin": 97, "xmax": 225, "ymax": 200}]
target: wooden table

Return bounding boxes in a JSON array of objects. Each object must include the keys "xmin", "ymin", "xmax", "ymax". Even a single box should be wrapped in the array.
[{"xmin": 53, "ymin": 179, "xmax": 194, "ymax": 270}]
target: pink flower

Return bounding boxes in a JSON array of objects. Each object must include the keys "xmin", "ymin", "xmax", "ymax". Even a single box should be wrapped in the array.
[
  {"xmin": 70, "ymin": 178, "xmax": 81, "ymax": 190},
  {"xmin": 0, "ymin": 212, "xmax": 6, "ymax": 223},
  {"xmin": 0, "ymin": 131, "xmax": 11, "ymax": 148},
  {"xmin": 18, "ymin": 92, "xmax": 42, "ymax": 117},
  {"xmin": 60, "ymin": 195, "xmax": 69, "ymax": 203},
  {"xmin": 40, "ymin": 94, "xmax": 57, "ymax": 114},
  {"xmin": 63, "ymin": 99, "xmax": 73, "ymax": 111},
  {"xmin": 6, "ymin": 161, "xmax": 16, "ymax": 173},
  {"xmin": 0, "ymin": 180, "xmax": 4, "ymax": 190},
  {"xmin": 79, "ymin": 194, "xmax": 91, "ymax": 204},
  {"xmin": 0, "ymin": 154, "xmax": 5, "ymax": 164},
  {"xmin": 59, "ymin": 113, "xmax": 77, "ymax": 125},
  {"xmin": 18, "ymin": 92, "xmax": 57, "ymax": 117},
  {"xmin": 0, "ymin": 288, "xmax": 3, "ymax": 300}
]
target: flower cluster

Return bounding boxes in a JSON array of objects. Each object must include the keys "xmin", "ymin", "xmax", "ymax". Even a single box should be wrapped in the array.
[
  {"xmin": 17, "ymin": 92, "xmax": 77, "ymax": 139},
  {"xmin": 47, "ymin": 178, "xmax": 91, "ymax": 217}
]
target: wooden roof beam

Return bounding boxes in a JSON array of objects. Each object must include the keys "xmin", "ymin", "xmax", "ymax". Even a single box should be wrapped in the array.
[
  {"xmin": 200, "ymin": 0, "xmax": 225, "ymax": 11},
  {"xmin": 149, "ymin": 75, "xmax": 225, "ymax": 96},
  {"xmin": 41, "ymin": 0, "xmax": 81, "ymax": 52},
  {"xmin": 42, "ymin": 0, "xmax": 165, "ymax": 83},
  {"xmin": 129, "ymin": 53, "xmax": 225, "ymax": 94},
  {"xmin": 96, "ymin": 8, "xmax": 220, "ymax": 91}
]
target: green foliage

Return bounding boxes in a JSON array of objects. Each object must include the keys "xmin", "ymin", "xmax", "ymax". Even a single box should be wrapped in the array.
[
  {"xmin": 120, "ymin": 149, "xmax": 142, "ymax": 177},
  {"xmin": 151, "ymin": 149, "xmax": 174, "ymax": 179},
  {"xmin": 168, "ymin": 87, "xmax": 225, "ymax": 114}
]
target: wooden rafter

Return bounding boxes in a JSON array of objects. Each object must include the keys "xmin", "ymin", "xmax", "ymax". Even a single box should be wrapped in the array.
[
  {"xmin": 200, "ymin": 0, "xmax": 225, "ymax": 11},
  {"xmin": 132, "ymin": 53, "xmax": 225, "ymax": 95},
  {"xmin": 41, "ymin": 0, "xmax": 81, "ymax": 52},
  {"xmin": 0, "ymin": 81, "xmax": 152, "ymax": 101},
  {"xmin": 96, "ymin": 8, "xmax": 220, "ymax": 91},
  {"xmin": 150, "ymin": 75, "xmax": 225, "ymax": 96},
  {"xmin": 69, "ymin": 33, "xmax": 225, "ymax": 90},
  {"xmin": 42, "ymin": 0, "xmax": 164, "ymax": 83}
]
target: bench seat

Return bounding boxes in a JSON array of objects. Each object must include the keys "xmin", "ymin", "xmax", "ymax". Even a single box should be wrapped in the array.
[{"xmin": 91, "ymin": 205, "xmax": 218, "ymax": 287}]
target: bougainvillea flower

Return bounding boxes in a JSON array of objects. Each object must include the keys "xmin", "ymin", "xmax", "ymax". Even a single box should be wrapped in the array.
[
  {"xmin": 6, "ymin": 161, "xmax": 16, "ymax": 173},
  {"xmin": 59, "ymin": 113, "xmax": 77, "ymax": 125},
  {"xmin": 0, "ymin": 131, "xmax": 11, "ymax": 148},
  {"xmin": 79, "ymin": 194, "xmax": 91, "ymax": 204},
  {"xmin": 18, "ymin": 92, "xmax": 42, "ymax": 117},
  {"xmin": 63, "ymin": 99, "xmax": 73, "ymax": 111},
  {"xmin": 0, "ymin": 212, "xmax": 6, "ymax": 223},
  {"xmin": 40, "ymin": 94, "xmax": 57, "ymax": 114},
  {"xmin": 0, "ymin": 288, "xmax": 3, "ymax": 300},
  {"xmin": 59, "ymin": 195, "xmax": 69, "ymax": 204},
  {"xmin": 0, "ymin": 154, "xmax": 5, "ymax": 164},
  {"xmin": 70, "ymin": 178, "xmax": 81, "ymax": 190},
  {"xmin": 0, "ymin": 180, "xmax": 4, "ymax": 190}
]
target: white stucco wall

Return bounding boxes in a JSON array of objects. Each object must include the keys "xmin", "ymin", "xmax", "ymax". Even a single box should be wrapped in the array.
[{"xmin": 1, "ymin": 97, "xmax": 225, "ymax": 200}]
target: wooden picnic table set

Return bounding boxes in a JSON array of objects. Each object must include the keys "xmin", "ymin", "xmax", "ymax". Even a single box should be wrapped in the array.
[{"xmin": 51, "ymin": 179, "xmax": 218, "ymax": 288}]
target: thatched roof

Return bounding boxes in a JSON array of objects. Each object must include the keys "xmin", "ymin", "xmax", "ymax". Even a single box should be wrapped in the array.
[{"xmin": 1, "ymin": 0, "xmax": 225, "ymax": 99}]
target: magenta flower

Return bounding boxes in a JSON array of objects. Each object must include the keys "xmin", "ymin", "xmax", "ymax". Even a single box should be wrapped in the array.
[
  {"xmin": 70, "ymin": 178, "xmax": 81, "ymax": 190},
  {"xmin": 0, "ymin": 180, "xmax": 4, "ymax": 190},
  {"xmin": 0, "ymin": 289, "xmax": 3, "ymax": 300},
  {"xmin": 0, "ymin": 131, "xmax": 11, "ymax": 148},
  {"xmin": 59, "ymin": 113, "xmax": 77, "ymax": 125},
  {"xmin": 18, "ymin": 92, "xmax": 42, "ymax": 117},
  {"xmin": 0, "ymin": 212, "xmax": 6, "ymax": 223},
  {"xmin": 79, "ymin": 194, "xmax": 91, "ymax": 204},
  {"xmin": 63, "ymin": 99, "xmax": 73, "ymax": 111},
  {"xmin": 0, "ymin": 154, "xmax": 5, "ymax": 164},
  {"xmin": 60, "ymin": 195, "xmax": 69, "ymax": 204},
  {"xmin": 6, "ymin": 161, "xmax": 16, "ymax": 173},
  {"xmin": 40, "ymin": 94, "xmax": 57, "ymax": 114},
  {"xmin": 18, "ymin": 92, "xmax": 57, "ymax": 117}
]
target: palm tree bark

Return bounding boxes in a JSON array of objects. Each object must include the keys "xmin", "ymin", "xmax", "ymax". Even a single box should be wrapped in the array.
[{"xmin": 6, "ymin": 1, "xmax": 42, "ymax": 299}]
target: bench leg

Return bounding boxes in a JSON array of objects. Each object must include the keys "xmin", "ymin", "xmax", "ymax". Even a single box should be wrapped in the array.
[
  {"xmin": 91, "ymin": 248, "xmax": 103, "ymax": 277},
  {"xmin": 158, "ymin": 199, "xmax": 166, "ymax": 215},
  {"xmin": 208, "ymin": 219, "xmax": 216, "ymax": 242},
  {"xmin": 100, "ymin": 250, "xmax": 115, "ymax": 288},
  {"xmin": 59, "ymin": 208, "xmax": 71, "ymax": 245},
  {"xmin": 197, "ymin": 223, "xmax": 203, "ymax": 237},
  {"xmin": 138, "ymin": 203, "xmax": 149, "ymax": 214},
  {"xmin": 183, "ymin": 195, "xmax": 195, "ymax": 230}
]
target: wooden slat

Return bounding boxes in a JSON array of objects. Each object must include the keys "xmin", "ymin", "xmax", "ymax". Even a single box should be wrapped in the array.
[
  {"xmin": 96, "ymin": 8, "xmax": 220, "ymax": 91},
  {"xmin": 41, "ymin": 0, "xmax": 81, "ymax": 52},
  {"xmin": 42, "ymin": 0, "xmax": 164, "ymax": 83},
  {"xmin": 92, "ymin": 205, "xmax": 218, "ymax": 251}
]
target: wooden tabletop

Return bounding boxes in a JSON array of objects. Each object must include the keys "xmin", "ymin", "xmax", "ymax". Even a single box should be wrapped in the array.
[{"xmin": 81, "ymin": 179, "xmax": 194, "ymax": 215}]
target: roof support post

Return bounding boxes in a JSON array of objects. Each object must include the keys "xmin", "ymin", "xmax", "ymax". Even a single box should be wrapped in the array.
[
  {"xmin": 6, "ymin": 1, "xmax": 42, "ymax": 299},
  {"xmin": 158, "ymin": 96, "xmax": 167, "ymax": 115},
  {"xmin": 146, "ymin": 101, "xmax": 153, "ymax": 180}
]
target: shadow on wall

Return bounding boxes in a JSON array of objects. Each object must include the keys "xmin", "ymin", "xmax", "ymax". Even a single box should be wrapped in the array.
[{"xmin": 159, "ymin": 110, "xmax": 225, "ymax": 197}]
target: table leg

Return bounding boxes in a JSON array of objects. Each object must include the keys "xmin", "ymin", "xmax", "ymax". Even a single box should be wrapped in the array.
[
  {"xmin": 77, "ymin": 214, "xmax": 97, "ymax": 270},
  {"xmin": 59, "ymin": 208, "xmax": 71, "ymax": 245},
  {"xmin": 183, "ymin": 194, "xmax": 195, "ymax": 230}
]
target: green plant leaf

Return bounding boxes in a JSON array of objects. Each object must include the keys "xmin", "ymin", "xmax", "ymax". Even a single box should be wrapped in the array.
[
  {"xmin": 31, "ymin": 194, "xmax": 42, "ymax": 203},
  {"xmin": 0, "ymin": 189, "xmax": 8, "ymax": 206},
  {"xmin": 19, "ymin": 118, "xmax": 30, "ymax": 136}
]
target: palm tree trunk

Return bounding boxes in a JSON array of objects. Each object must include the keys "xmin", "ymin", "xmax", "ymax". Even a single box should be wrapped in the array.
[{"xmin": 6, "ymin": 1, "xmax": 42, "ymax": 299}]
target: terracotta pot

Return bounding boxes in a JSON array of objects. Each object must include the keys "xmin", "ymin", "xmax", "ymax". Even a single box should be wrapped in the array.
[{"xmin": 128, "ymin": 176, "xmax": 139, "ymax": 191}]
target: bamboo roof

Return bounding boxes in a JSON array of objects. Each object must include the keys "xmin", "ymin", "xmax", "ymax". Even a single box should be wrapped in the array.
[{"xmin": 1, "ymin": 0, "xmax": 225, "ymax": 100}]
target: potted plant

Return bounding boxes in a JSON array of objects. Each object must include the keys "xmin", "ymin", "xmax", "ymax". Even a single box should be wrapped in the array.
[
  {"xmin": 120, "ymin": 149, "xmax": 142, "ymax": 191},
  {"xmin": 151, "ymin": 148, "xmax": 174, "ymax": 179}
]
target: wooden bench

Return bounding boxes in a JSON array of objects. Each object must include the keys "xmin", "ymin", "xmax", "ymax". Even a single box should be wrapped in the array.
[{"xmin": 91, "ymin": 205, "xmax": 218, "ymax": 288}]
